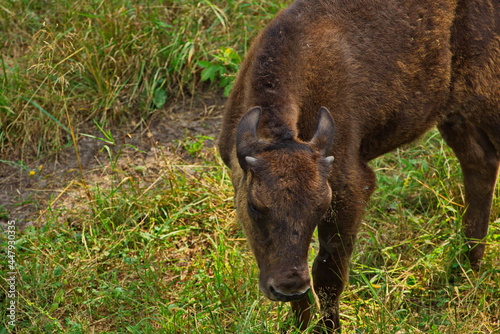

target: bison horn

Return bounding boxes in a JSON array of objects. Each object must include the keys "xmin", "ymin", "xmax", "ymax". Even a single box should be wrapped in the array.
[{"xmin": 324, "ymin": 156, "xmax": 335, "ymax": 166}]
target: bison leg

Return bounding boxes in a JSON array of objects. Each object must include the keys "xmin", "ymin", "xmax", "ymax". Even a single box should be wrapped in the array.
[
  {"xmin": 312, "ymin": 165, "xmax": 375, "ymax": 332},
  {"xmin": 290, "ymin": 294, "xmax": 313, "ymax": 330},
  {"xmin": 312, "ymin": 226, "xmax": 357, "ymax": 332},
  {"xmin": 438, "ymin": 114, "xmax": 499, "ymax": 269}
]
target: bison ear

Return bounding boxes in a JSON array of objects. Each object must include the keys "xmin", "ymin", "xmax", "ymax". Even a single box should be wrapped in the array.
[
  {"xmin": 236, "ymin": 107, "xmax": 262, "ymax": 171},
  {"xmin": 309, "ymin": 107, "xmax": 335, "ymax": 155}
]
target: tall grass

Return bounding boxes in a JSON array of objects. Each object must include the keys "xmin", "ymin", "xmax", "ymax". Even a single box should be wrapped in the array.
[{"xmin": 0, "ymin": 0, "xmax": 290, "ymax": 157}]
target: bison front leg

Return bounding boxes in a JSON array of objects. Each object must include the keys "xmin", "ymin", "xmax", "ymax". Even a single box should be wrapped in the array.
[
  {"xmin": 312, "ymin": 170, "xmax": 375, "ymax": 332},
  {"xmin": 290, "ymin": 294, "xmax": 313, "ymax": 331},
  {"xmin": 312, "ymin": 225, "xmax": 357, "ymax": 332}
]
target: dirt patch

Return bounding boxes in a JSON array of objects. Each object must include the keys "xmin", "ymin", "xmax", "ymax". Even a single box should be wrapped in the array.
[{"xmin": 0, "ymin": 94, "xmax": 225, "ymax": 228}]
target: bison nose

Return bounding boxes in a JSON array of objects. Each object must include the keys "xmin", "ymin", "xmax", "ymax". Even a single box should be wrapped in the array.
[
  {"xmin": 269, "ymin": 285, "xmax": 310, "ymax": 302},
  {"xmin": 267, "ymin": 270, "xmax": 311, "ymax": 302}
]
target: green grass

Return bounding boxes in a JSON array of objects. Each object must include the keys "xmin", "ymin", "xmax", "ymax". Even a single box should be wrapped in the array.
[
  {"xmin": 0, "ymin": 0, "xmax": 290, "ymax": 157},
  {"xmin": 1, "ymin": 131, "xmax": 499, "ymax": 333},
  {"xmin": 1, "ymin": 1, "xmax": 499, "ymax": 333}
]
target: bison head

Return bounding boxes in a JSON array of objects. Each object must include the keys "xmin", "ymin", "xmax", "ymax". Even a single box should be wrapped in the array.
[{"xmin": 233, "ymin": 107, "xmax": 335, "ymax": 302}]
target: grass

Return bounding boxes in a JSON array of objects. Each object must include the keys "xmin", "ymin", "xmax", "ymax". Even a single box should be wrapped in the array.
[
  {"xmin": 1, "ymin": 131, "xmax": 499, "ymax": 333},
  {"xmin": 1, "ymin": 1, "xmax": 499, "ymax": 333},
  {"xmin": 0, "ymin": 0, "xmax": 289, "ymax": 158}
]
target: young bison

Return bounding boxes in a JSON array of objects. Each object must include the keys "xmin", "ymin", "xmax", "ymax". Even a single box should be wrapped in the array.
[{"xmin": 218, "ymin": 0, "xmax": 499, "ymax": 331}]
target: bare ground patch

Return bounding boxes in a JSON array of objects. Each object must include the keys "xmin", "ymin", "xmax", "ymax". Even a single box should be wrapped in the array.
[{"xmin": 0, "ymin": 94, "xmax": 225, "ymax": 229}]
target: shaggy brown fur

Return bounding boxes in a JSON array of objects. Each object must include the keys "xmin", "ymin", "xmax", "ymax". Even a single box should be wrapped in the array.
[{"xmin": 218, "ymin": 0, "xmax": 499, "ymax": 331}]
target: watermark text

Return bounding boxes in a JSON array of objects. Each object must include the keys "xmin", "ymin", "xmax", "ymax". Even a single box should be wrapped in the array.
[{"xmin": 5, "ymin": 220, "xmax": 17, "ymax": 327}]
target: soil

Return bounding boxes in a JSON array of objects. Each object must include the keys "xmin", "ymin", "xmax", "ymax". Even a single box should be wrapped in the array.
[{"xmin": 0, "ymin": 94, "xmax": 226, "ymax": 229}]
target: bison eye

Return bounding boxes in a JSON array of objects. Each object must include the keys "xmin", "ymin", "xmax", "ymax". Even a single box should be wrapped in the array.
[
  {"xmin": 249, "ymin": 202, "xmax": 259, "ymax": 214},
  {"xmin": 248, "ymin": 201, "xmax": 262, "ymax": 218}
]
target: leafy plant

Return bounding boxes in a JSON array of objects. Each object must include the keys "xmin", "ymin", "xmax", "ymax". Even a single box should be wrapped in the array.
[{"xmin": 198, "ymin": 47, "xmax": 242, "ymax": 96}]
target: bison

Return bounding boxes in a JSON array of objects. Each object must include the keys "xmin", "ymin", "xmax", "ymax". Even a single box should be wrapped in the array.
[{"xmin": 218, "ymin": 0, "xmax": 499, "ymax": 331}]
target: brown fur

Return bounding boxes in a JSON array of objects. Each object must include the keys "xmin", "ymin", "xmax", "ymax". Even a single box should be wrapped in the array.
[{"xmin": 218, "ymin": 0, "xmax": 499, "ymax": 331}]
